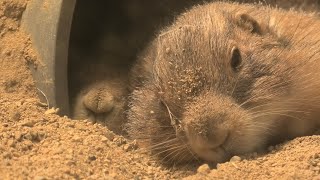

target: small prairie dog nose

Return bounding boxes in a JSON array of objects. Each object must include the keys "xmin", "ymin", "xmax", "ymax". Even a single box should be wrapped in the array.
[
  {"xmin": 183, "ymin": 93, "xmax": 235, "ymax": 148},
  {"xmin": 184, "ymin": 117, "xmax": 229, "ymax": 149},
  {"xmin": 83, "ymin": 89, "xmax": 114, "ymax": 114}
]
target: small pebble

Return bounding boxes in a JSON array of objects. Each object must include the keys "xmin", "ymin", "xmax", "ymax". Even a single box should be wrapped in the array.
[
  {"xmin": 101, "ymin": 136, "xmax": 109, "ymax": 143},
  {"xmin": 123, "ymin": 144, "xmax": 131, "ymax": 152},
  {"xmin": 44, "ymin": 108, "xmax": 59, "ymax": 115},
  {"xmin": 216, "ymin": 163, "xmax": 222, "ymax": 169},
  {"xmin": 88, "ymin": 155, "xmax": 97, "ymax": 161},
  {"xmin": 165, "ymin": 48, "xmax": 170, "ymax": 53},
  {"xmin": 113, "ymin": 137, "xmax": 126, "ymax": 146},
  {"xmin": 3, "ymin": 49, "xmax": 11, "ymax": 56},
  {"xmin": 11, "ymin": 112, "xmax": 21, "ymax": 121},
  {"xmin": 230, "ymin": 156, "xmax": 242, "ymax": 162},
  {"xmin": 105, "ymin": 131, "xmax": 115, "ymax": 141},
  {"xmin": 197, "ymin": 164, "xmax": 211, "ymax": 174},
  {"xmin": 36, "ymin": 101, "xmax": 48, "ymax": 107},
  {"xmin": 123, "ymin": 141, "xmax": 138, "ymax": 152}
]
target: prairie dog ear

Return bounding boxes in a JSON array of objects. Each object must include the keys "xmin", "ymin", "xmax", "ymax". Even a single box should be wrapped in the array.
[{"xmin": 235, "ymin": 13, "xmax": 262, "ymax": 35}]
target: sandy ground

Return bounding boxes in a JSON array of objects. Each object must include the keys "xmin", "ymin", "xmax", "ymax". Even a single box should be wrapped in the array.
[{"xmin": 0, "ymin": 0, "xmax": 319, "ymax": 179}]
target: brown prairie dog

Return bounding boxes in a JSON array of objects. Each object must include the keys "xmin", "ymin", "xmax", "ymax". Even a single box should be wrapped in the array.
[{"xmin": 126, "ymin": 2, "xmax": 320, "ymax": 164}]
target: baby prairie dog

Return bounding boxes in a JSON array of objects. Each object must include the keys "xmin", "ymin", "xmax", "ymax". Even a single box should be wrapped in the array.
[{"xmin": 126, "ymin": 2, "xmax": 320, "ymax": 164}]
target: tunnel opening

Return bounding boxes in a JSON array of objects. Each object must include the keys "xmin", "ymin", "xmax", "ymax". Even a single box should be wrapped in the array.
[{"xmin": 67, "ymin": 0, "xmax": 210, "ymax": 119}]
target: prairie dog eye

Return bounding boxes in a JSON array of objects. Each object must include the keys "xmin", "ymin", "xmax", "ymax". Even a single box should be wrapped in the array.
[{"xmin": 230, "ymin": 47, "xmax": 242, "ymax": 72}]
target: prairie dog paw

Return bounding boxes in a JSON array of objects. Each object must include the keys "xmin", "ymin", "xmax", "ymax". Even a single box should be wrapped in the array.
[{"xmin": 73, "ymin": 81, "xmax": 128, "ymax": 134}]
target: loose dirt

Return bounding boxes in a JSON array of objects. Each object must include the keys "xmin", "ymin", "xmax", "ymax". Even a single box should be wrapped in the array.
[{"xmin": 0, "ymin": 0, "xmax": 319, "ymax": 179}]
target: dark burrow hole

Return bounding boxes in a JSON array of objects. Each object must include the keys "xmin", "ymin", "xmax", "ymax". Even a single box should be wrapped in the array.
[{"xmin": 67, "ymin": 0, "xmax": 209, "ymax": 119}]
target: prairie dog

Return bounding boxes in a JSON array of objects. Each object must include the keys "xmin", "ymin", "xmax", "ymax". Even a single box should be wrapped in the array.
[{"xmin": 126, "ymin": 2, "xmax": 320, "ymax": 164}]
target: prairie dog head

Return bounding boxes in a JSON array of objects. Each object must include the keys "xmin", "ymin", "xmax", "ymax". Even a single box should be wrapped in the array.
[{"xmin": 126, "ymin": 2, "xmax": 320, "ymax": 164}]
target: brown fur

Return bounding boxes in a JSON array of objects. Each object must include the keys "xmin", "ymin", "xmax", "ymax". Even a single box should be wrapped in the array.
[
  {"xmin": 70, "ymin": 52, "xmax": 129, "ymax": 135},
  {"xmin": 126, "ymin": 2, "xmax": 320, "ymax": 164},
  {"xmin": 73, "ymin": 80, "xmax": 128, "ymax": 134}
]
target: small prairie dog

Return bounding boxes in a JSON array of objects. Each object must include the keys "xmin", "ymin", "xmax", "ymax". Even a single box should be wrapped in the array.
[{"xmin": 126, "ymin": 2, "xmax": 320, "ymax": 164}]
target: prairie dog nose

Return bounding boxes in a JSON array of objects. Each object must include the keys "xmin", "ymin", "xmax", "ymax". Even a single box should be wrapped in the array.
[
  {"xmin": 83, "ymin": 89, "xmax": 114, "ymax": 114},
  {"xmin": 183, "ymin": 117, "xmax": 229, "ymax": 149},
  {"xmin": 183, "ymin": 93, "xmax": 235, "ymax": 149}
]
